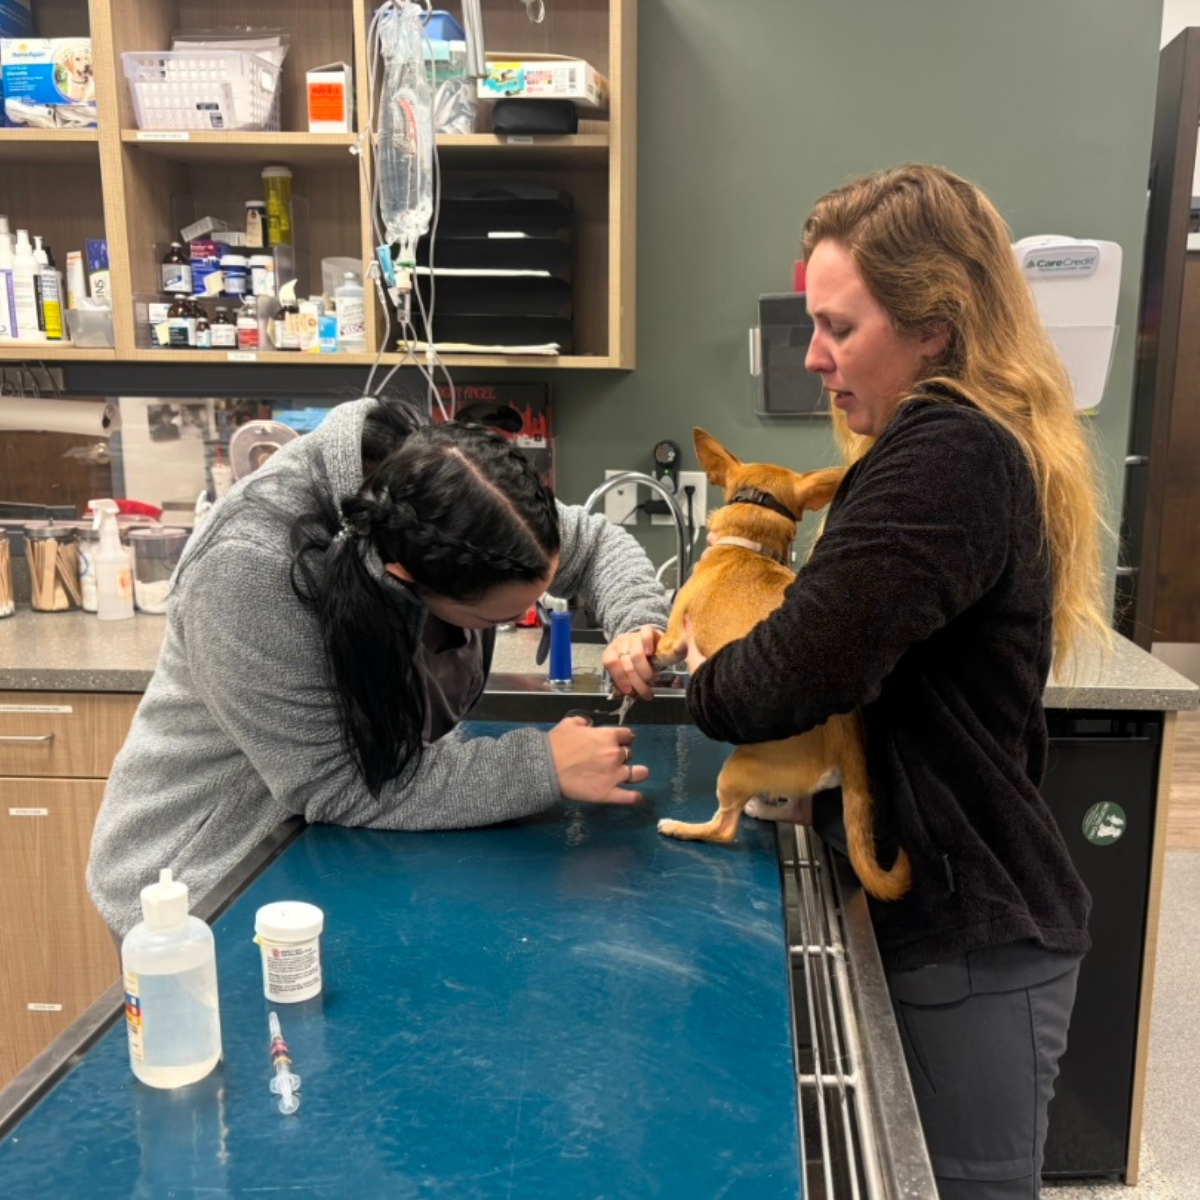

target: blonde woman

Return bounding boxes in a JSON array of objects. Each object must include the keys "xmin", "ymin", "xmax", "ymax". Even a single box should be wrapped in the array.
[{"xmin": 685, "ymin": 164, "xmax": 1108, "ymax": 1198}]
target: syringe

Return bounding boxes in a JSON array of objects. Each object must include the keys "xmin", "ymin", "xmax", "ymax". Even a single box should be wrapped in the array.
[{"xmin": 267, "ymin": 1011, "xmax": 301, "ymax": 1115}]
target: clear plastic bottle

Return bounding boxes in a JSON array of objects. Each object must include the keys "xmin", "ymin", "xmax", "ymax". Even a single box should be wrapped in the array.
[
  {"xmin": 335, "ymin": 272, "xmax": 366, "ymax": 352},
  {"xmin": 378, "ymin": 1, "xmax": 434, "ymax": 267},
  {"xmin": 121, "ymin": 869, "xmax": 222, "ymax": 1090}
]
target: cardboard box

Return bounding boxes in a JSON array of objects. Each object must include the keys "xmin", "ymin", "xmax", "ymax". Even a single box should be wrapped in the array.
[
  {"xmin": 1, "ymin": 36, "xmax": 95, "ymax": 106},
  {"xmin": 478, "ymin": 54, "xmax": 608, "ymax": 111},
  {"xmin": 306, "ymin": 61, "xmax": 353, "ymax": 133}
]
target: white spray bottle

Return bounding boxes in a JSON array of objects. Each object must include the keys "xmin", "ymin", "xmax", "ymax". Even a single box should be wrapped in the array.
[{"xmin": 92, "ymin": 499, "xmax": 134, "ymax": 620}]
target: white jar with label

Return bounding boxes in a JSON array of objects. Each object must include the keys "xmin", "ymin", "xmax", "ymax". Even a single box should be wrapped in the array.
[{"xmin": 255, "ymin": 901, "xmax": 325, "ymax": 1003}]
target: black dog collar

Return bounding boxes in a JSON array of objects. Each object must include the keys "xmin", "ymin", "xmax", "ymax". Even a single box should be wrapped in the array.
[{"xmin": 728, "ymin": 487, "xmax": 794, "ymax": 522}]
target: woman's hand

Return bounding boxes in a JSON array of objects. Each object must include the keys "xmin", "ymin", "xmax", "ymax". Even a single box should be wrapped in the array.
[
  {"xmin": 547, "ymin": 716, "xmax": 648, "ymax": 804},
  {"xmin": 684, "ymin": 616, "xmax": 708, "ymax": 676},
  {"xmin": 602, "ymin": 624, "xmax": 662, "ymax": 700}
]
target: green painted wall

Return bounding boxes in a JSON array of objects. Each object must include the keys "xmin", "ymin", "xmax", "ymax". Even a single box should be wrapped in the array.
[{"xmin": 531, "ymin": 0, "xmax": 1164, "ymax": 580}]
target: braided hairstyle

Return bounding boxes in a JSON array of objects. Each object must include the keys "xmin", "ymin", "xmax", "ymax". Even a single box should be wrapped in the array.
[{"xmin": 292, "ymin": 404, "xmax": 559, "ymax": 795}]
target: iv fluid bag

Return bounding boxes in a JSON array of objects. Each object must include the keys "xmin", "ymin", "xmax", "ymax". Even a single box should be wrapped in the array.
[{"xmin": 378, "ymin": 2, "xmax": 434, "ymax": 255}]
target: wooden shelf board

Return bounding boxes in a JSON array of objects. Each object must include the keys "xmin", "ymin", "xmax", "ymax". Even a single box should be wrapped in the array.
[
  {"xmin": 120, "ymin": 130, "xmax": 361, "ymax": 166},
  {"xmin": 0, "ymin": 344, "xmax": 116, "ymax": 361},
  {"xmin": 0, "ymin": 129, "xmax": 100, "ymax": 164}
]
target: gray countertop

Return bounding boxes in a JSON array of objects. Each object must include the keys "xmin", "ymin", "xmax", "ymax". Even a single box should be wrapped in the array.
[{"xmin": 0, "ymin": 611, "xmax": 1195, "ymax": 711}]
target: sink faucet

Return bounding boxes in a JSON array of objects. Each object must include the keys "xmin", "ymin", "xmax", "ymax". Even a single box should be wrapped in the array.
[{"xmin": 583, "ymin": 472, "xmax": 691, "ymax": 593}]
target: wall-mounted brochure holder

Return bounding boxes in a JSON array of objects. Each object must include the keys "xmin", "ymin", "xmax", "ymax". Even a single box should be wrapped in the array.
[
  {"xmin": 1045, "ymin": 323, "xmax": 1119, "ymax": 412},
  {"xmin": 749, "ymin": 293, "xmax": 827, "ymax": 417}
]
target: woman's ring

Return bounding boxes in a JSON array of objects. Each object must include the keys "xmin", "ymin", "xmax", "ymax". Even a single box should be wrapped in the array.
[
  {"xmin": 622, "ymin": 745, "xmax": 631, "ymax": 764},
  {"xmin": 626, "ymin": 763, "xmax": 634, "ymax": 782}
]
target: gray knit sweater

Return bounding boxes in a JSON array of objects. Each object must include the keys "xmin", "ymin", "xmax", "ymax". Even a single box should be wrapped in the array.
[{"xmin": 87, "ymin": 400, "xmax": 670, "ymax": 934}]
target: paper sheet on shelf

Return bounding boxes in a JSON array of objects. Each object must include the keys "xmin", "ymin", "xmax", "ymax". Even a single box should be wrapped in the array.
[{"xmin": 396, "ymin": 341, "xmax": 561, "ymax": 356}]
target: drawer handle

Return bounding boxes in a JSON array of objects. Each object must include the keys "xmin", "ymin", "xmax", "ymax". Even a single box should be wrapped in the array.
[{"xmin": 0, "ymin": 734, "xmax": 56, "ymax": 743}]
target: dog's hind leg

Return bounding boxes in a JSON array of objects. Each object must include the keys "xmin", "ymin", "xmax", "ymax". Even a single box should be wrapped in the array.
[{"xmin": 657, "ymin": 751, "xmax": 755, "ymax": 844}]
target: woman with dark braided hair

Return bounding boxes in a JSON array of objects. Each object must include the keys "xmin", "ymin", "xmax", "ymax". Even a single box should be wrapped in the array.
[{"xmin": 88, "ymin": 397, "xmax": 670, "ymax": 936}]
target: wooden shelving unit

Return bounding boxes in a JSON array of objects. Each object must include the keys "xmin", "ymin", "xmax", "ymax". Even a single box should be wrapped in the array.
[{"xmin": 0, "ymin": 0, "xmax": 636, "ymax": 369}]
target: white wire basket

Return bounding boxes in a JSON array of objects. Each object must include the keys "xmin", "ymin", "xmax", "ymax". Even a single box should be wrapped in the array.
[{"xmin": 122, "ymin": 50, "xmax": 283, "ymax": 131}]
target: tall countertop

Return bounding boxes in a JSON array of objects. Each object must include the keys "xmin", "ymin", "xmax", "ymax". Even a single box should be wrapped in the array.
[{"xmin": 0, "ymin": 610, "xmax": 1196, "ymax": 711}]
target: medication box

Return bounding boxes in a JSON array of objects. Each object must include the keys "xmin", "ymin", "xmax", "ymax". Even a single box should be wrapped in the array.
[
  {"xmin": 306, "ymin": 61, "xmax": 353, "ymax": 133},
  {"xmin": 1, "ymin": 36, "xmax": 95, "ymax": 105},
  {"xmin": 478, "ymin": 53, "xmax": 608, "ymax": 110}
]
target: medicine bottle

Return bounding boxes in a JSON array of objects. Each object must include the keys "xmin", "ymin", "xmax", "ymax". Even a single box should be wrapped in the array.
[
  {"xmin": 121, "ymin": 869, "xmax": 223, "ymax": 1089},
  {"xmin": 161, "ymin": 242, "xmax": 192, "ymax": 294},
  {"xmin": 210, "ymin": 306, "xmax": 236, "ymax": 349},
  {"xmin": 236, "ymin": 297, "xmax": 259, "ymax": 350},
  {"xmin": 195, "ymin": 307, "xmax": 212, "ymax": 349},
  {"xmin": 166, "ymin": 296, "xmax": 192, "ymax": 348}
]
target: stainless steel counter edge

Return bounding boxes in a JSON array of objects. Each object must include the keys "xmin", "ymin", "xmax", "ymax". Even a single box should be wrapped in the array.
[{"xmin": 0, "ymin": 614, "xmax": 1196, "ymax": 711}]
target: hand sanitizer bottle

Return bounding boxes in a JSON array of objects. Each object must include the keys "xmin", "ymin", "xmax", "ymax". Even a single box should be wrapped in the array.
[{"xmin": 121, "ymin": 869, "xmax": 223, "ymax": 1089}]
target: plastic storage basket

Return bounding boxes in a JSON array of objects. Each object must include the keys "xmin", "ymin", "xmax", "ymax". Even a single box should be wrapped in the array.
[{"xmin": 122, "ymin": 50, "xmax": 282, "ymax": 131}]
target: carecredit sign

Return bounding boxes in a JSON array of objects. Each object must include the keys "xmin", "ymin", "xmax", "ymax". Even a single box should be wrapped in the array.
[{"xmin": 1020, "ymin": 247, "xmax": 1100, "ymax": 280}]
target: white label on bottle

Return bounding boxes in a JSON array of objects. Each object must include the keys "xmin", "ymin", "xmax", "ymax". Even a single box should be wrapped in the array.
[
  {"xmin": 136, "ymin": 131, "xmax": 191, "ymax": 142},
  {"xmin": 124, "ymin": 971, "xmax": 144, "ymax": 1062},
  {"xmin": 258, "ymin": 936, "xmax": 322, "ymax": 1002},
  {"xmin": 228, "ymin": 351, "xmax": 257, "ymax": 362},
  {"xmin": 0, "ymin": 704, "xmax": 72, "ymax": 714},
  {"xmin": 27, "ymin": 1002, "xmax": 62, "ymax": 1012},
  {"xmin": 8, "ymin": 808, "xmax": 49, "ymax": 817}
]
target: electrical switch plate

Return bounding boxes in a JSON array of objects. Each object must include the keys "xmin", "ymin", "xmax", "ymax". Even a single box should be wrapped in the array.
[
  {"xmin": 604, "ymin": 469, "xmax": 640, "ymax": 526},
  {"xmin": 651, "ymin": 470, "xmax": 709, "ymax": 529}
]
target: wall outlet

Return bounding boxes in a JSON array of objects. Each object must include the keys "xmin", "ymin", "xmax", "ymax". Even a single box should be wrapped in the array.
[
  {"xmin": 603, "ymin": 469, "xmax": 640, "ymax": 526},
  {"xmin": 650, "ymin": 470, "xmax": 709, "ymax": 529}
]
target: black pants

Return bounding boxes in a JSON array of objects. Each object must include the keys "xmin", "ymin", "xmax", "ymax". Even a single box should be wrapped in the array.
[{"xmin": 887, "ymin": 941, "xmax": 1082, "ymax": 1199}]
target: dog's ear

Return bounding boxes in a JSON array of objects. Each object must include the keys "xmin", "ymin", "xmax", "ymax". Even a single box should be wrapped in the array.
[
  {"xmin": 693, "ymin": 428, "xmax": 740, "ymax": 488},
  {"xmin": 791, "ymin": 467, "xmax": 846, "ymax": 514}
]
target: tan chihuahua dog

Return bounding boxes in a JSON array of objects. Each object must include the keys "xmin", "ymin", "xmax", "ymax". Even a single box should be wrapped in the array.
[{"xmin": 653, "ymin": 429, "xmax": 911, "ymax": 902}]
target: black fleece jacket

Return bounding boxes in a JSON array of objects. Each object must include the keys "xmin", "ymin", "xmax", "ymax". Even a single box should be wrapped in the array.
[{"xmin": 687, "ymin": 399, "xmax": 1091, "ymax": 971}]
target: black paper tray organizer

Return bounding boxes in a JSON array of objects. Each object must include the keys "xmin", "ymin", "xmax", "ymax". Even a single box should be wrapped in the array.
[{"xmin": 415, "ymin": 180, "xmax": 575, "ymax": 353}]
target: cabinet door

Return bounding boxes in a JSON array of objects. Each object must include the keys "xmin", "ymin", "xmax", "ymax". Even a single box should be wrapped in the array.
[{"xmin": 0, "ymin": 778, "xmax": 119, "ymax": 1090}]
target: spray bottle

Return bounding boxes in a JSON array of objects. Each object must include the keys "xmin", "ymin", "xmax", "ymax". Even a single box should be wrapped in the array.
[
  {"xmin": 121, "ymin": 869, "xmax": 223, "ymax": 1089},
  {"xmin": 91, "ymin": 499, "xmax": 134, "ymax": 620}
]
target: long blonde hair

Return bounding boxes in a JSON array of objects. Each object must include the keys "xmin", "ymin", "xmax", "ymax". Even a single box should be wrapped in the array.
[{"xmin": 802, "ymin": 164, "xmax": 1110, "ymax": 667}]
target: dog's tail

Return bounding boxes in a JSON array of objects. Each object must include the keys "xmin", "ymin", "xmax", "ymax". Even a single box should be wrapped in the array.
[{"xmin": 840, "ymin": 736, "xmax": 912, "ymax": 902}]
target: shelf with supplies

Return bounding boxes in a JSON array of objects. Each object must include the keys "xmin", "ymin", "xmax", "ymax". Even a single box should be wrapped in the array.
[{"xmin": 0, "ymin": 0, "xmax": 635, "ymax": 368}]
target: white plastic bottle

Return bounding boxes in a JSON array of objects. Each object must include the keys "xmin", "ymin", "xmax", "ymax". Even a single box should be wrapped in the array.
[
  {"xmin": 122, "ymin": 869, "xmax": 223, "ymax": 1090},
  {"xmin": 92, "ymin": 500, "xmax": 134, "ymax": 620},
  {"xmin": 0, "ymin": 218, "xmax": 14, "ymax": 342},
  {"xmin": 335, "ymin": 272, "xmax": 366, "ymax": 352},
  {"xmin": 10, "ymin": 229, "xmax": 43, "ymax": 343}
]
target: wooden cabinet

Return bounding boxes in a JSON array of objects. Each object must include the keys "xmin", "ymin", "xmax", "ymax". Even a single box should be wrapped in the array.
[
  {"xmin": 0, "ymin": 0, "xmax": 636, "ymax": 369},
  {"xmin": 0, "ymin": 690, "xmax": 139, "ymax": 1089}
]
